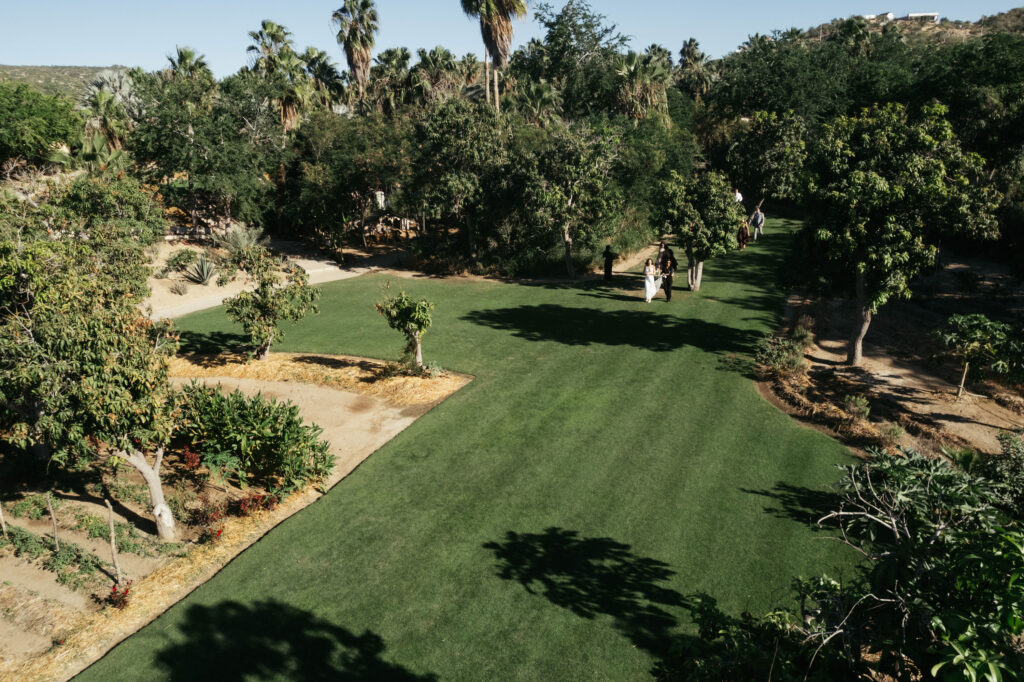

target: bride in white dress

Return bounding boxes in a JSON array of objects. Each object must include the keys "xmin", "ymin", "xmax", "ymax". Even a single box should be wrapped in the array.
[{"xmin": 643, "ymin": 258, "xmax": 661, "ymax": 303}]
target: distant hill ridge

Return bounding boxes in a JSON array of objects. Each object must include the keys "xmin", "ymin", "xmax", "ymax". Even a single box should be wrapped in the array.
[
  {"xmin": 0, "ymin": 64, "xmax": 128, "ymax": 98},
  {"xmin": 804, "ymin": 7, "xmax": 1024, "ymax": 45}
]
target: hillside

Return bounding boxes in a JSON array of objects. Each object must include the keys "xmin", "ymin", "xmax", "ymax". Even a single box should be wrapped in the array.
[
  {"xmin": 806, "ymin": 6, "xmax": 1024, "ymax": 46},
  {"xmin": 0, "ymin": 64, "xmax": 127, "ymax": 98}
]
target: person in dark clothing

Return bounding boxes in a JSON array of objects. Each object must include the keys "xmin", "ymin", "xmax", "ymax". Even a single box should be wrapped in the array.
[
  {"xmin": 602, "ymin": 245, "xmax": 619, "ymax": 281},
  {"xmin": 660, "ymin": 248, "xmax": 678, "ymax": 301}
]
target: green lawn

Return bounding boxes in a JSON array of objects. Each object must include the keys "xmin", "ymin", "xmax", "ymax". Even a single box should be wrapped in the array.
[{"xmin": 79, "ymin": 220, "xmax": 851, "ymax": 680}]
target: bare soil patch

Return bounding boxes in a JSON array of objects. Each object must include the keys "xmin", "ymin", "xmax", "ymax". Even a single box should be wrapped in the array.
[{"xmin": 760, "ymin": 257, "xmax": 1024, "ymax": 458}]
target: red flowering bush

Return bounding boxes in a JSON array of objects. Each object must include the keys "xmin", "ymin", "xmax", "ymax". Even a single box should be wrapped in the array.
[
  {"xmin": 108, "ymin": 580, "xmax": 132, "ymax": 609},
  {"xmin": 197, "ymin": 524, "xmax": 224, "ymax": 544},
  {"xmin": 181, "ymin": 446, "xmax": 201, "ymax": 472},
  {"xmin": 233, "ymin": 492, "xmax": 280, "ymax": 517}
]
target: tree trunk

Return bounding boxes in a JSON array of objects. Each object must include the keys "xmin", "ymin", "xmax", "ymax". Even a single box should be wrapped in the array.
[
  {"xmin": 692, "ymin": 261, "xmax": 705, "ymax": 291},
  {"xmin": 257, "ymin": 337, "xmax": 272, "ymax": 361},
  {"xmin": 124, "ymin": 448, "xmax": 175, "ymax": 542},
  {"xmin": 105, "ymin": 499, "xmax": 124, "ymax": 586},
  {"xmin": 0, "ymin": 502, "xmax": 7, "ymax": 540},
  {"xmin": 484, "ymin": 50, "xmax": 491, "ymax": 106},
  {"xmin": 47, "ymin": 492, "xmax": 60, "ymax": 551},
  {"xmin": 493, "ymin": 66, "xmax": 500, "ymax": 112},
  {"xmin": 562, "ymin": 228, "xmax": 575, "ymax": 279},
  {"xmin": 956, "ymin": 361, "xmax": 969, "ymax": 400},
  {"xmin": 846, "ymin": 271, "xmax": 872, "ymax": 365},
  {"xmin": 466, "ymin": 216, "xmax": 476, "ymax": 258},
  {"xmin": 414, "ymin": 333, "xmax": 423, "ymax": 368}
]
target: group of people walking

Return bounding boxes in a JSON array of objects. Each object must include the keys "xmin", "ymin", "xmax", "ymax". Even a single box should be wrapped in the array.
[
  {"xmin": 642, "ymin": 242, "xmax": 678, "ymax": 303},
  {"xmin": 601, "ymin": 202, "xmax": 768, "ymax": 302}
]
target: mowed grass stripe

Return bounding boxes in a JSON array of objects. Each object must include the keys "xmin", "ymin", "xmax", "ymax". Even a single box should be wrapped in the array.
[{"xmin": 79, "ymin": 221, "xmax": 852, "ymax": 681}]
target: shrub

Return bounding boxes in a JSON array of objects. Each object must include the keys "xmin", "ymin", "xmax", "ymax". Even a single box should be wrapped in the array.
[
  {"xmin": 842, "ymin": 394, "xmax": 871, "ymax": 421},
  {"xmin": 107, "ymin": 580, "xmax": 132, "ymax": 609},
  {"xmin": 232, "ymin": 492, "xmax": 279, "ymax": 517},
  {"xmin": 169, "ymin": 280, "xmax": 189, "ymax": 296},
  {"xmin": 789, "ymin": 315, "xmax": 814, "ymax": 348},
  {"xmin": 988, "ymin": 430, "xmax": 1024, "ymax": 518},
  {"xmin": 217, "ymin": 224, "xmax": 268, "ymax": 266},
  {"xmin": 754, "ymin": 333, "xmax": 805, "ymax": 378},
  {"xmin": 183, "ymin": 256, "xmax": 216, "ymax": 284},
  {"xmin": 178, "ymin": 382, "xmax": 333, "ymax": 491},
  {"xmin": 166, "ymin": 249, "xmax": 197, "ymax": 272},
  {"xmin": 10, "ymin": 493, "xmax": 61, "ymax": 520},
  {"xmin": 877, "ymin": 421, "xmax": 905, "ymax": 451},
  {"xmin": 941, "ymin": 445, "xmax": 984, "ymax": 474}
]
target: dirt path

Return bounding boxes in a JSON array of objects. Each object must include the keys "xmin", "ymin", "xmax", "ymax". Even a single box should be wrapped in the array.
[
  {"xmin": 808, "ymin": 338, "xmax": 1022, "ymax": 454},
  {"xmin": 147, "ymin": 241, "xmax": 399, "ymax": 320}
]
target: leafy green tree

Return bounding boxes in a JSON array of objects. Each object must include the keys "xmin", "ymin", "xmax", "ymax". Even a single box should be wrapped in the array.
[
  {"xmin": 521, "ymin": 120, "xmax": 619, "ymax": 278},
  {"xmin": 934, "ymin": 313, "xmax": 1013, "ymax": 399},
  {"xmin": 0, "ymin": 81, "xmax": 81, "ymax": 162},
  {"xmin": 662, "ymin": 170, "xmax": 746, "ymax": 291},
  {"xmin": 375, "ymin": 287, "xmax": 434, "ymax": 368},
  {"xmin": 224, "ymin": 247, "xmax": 321, "ymax": 360},
  {"xmin": 726, "ymin": 109, "xmax": 807, "ymax": 209},
  {"xmin": 802, "ymin": 103, "xmax": 1000, "ymax": 365},
  {"xmin": 0, "ymin": 240, "xmax": 181, "ymax": 541},
  {"xmin": 411, "ymin": 98, "xmax": 506, "ymax": 257}
]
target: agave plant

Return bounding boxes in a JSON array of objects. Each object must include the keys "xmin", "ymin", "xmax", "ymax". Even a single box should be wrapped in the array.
[{"xmin": 184, "ymin": 257, "xmax": 217, "ymax": 284}]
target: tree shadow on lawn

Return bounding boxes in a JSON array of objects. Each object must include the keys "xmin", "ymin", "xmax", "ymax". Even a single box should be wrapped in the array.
[
  {"xmin": 483, "ymin": 527, "xmax": 817, "ymax": 677},
  {"xmin": 153, "ymin": 599, "xmax": 436, "ymax": 681},
  {"xmin": 483, "ymin": 528, "xmax": 686, "ymax": 663},
  {"xmin": 176, "ymin": 330, "xmax": 250, "ymax": 357},
  {"xmin": 461, "ymin": 304, "xmax": 761, "ymax": 354},
  {"xmin": 740, "ymin": 482, "xmax": 842, "ymax": 528}
]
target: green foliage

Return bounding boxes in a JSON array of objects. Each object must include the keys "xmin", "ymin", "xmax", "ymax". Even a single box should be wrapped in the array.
[
  {"xmin": 0, "ymin": 526, "xmax": 106, "ymax": 591},
  {"xmin": 726, "ymin": 110, "xmax": 807, "ymax": 206},
  {"xmin": 9, "ymin": 494, "xmax": 62, "ymax": 520},
  {"xmin": 842, "ymin": 394, "xmax": 870, "ymax": 421},
  {"xmin": 73, "ymin": 511, "xmax": 151, "ymax": 556},
  {"xmin": 183, "ymin": 256, "xmax": 217, "ymax": 285},
  {"xmin": 166, "ymin": 249, "xmax": 198, "ymax": 272},
  {"xmin": 0, "ymin": 81, "xmax": 82, "ymax": 162},
  {"xmin": 223, "ymin": 247, "xmax": 320, "ymax": 359},
  {"xmin": 662, "ymin": 170, "xmax": 746, "ymax": 288},
  {"xmin": 803, "ymin": 103, "xmax": 1000, "ymax": 311},
  {"xmin": 216, "ymin": 225, "xmax": 268, "ymax": 266},
  {"xmin": 177, "ymin": 382, "xmax": 333, "ymax": 491},
  {"xmin": 988, "ymin": 431, "xmax": 1024, "ymax": 518},
  {"xmin": 375, "ymin": 287, "xmax": 434, "ymax": 367},
  {"xmin": 754, "ymin": 333, "xmax": 805, "ymax": 378},
  {"xmin": 935, "ymin": 313, "xmax": 1017, "ymax": 396}
]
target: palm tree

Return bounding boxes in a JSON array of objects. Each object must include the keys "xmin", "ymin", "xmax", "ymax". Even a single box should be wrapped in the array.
[
  {"xmin": 79, "ymin": 70, "xmax": 141, "ymax": 149},
  {"xmin": 369, "ymin": 47, "xmax": 411, "ymax": 115},
  {"xmin": 247, "ymin": 20, "xmax": 294, "ymax": 76},
  {"xmin": 460, "ymin": 0, "xmax": 528, "ymax": 112},
  {"xmin": 332, "ymin": 0, "xmax": 379, "ymax": 99},
  {"xmin": 514, "ymin": 79, "xmax": 561, "ymax": 126},
  {"xmin": 167, "ymin": 46, "xmax": 210, "ymax": 80},
  {"xmin": 614, "ymin": 52, "xmax": 671, "ymax": 124},
  {"xmin": 458, "ymin": 53, "xmax": 481, "ymax": 86},
  {"xmin": 410, "ymin": 47, "xmax": 459, "ymax": 105},
  {"xmin": 302, "ymin": 47, "xmax": 343, "ymax": 108},
  {"xmin": 678, "ymin": 37, "xmax": 714, "ymax": 102}
]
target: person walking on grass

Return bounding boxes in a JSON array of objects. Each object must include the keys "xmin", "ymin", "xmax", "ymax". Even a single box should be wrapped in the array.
[
  {"xmin": 749, "ymin": 206, "xmax": 765, "ymax": 241},
  {"xmin": 660, "ymin": 247, "xmax": 678, "ymax": 302},
  {"xmin": 602, "ymin": 245, "xmax": 619, "ymax": 281},
  {"xmin": 643, "ymin": 258, "xmax": 661, "ymax": 303}
]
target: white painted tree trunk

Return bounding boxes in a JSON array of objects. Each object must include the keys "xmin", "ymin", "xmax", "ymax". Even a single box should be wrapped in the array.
[
  {"xmin": 687, "ymin": 261, "xmax": 704, "ymax": 291},
  {"xmin": 484, "ymin": 49, "xmax": 491, "ymax": 106},
  {"xmin": 414, "ymin": 333, "xmax": 423, "ymax": 368},
  {"xmin": 124, "ymin": 448, "xmax": 175, "ymax": 542}
]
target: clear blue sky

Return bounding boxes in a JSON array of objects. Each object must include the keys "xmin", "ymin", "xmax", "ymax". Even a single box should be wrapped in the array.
[{"xmin": 2, "ymin": 1, "xmax": 1020, "ymax": 77}]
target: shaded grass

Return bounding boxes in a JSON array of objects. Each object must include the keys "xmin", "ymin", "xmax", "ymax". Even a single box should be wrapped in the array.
[{"xmin": 80, "ymin": 220, "xmax": 852, "ymax": 680}]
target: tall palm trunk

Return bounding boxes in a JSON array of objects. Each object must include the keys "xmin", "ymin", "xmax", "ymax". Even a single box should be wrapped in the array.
[
  {"xmin": 484, "ymin": 49, "xmax": 491, "ymax": 105},
  {"xmin": 493, "ymin": 65, "xmax": 500, "ymax": 112}
]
